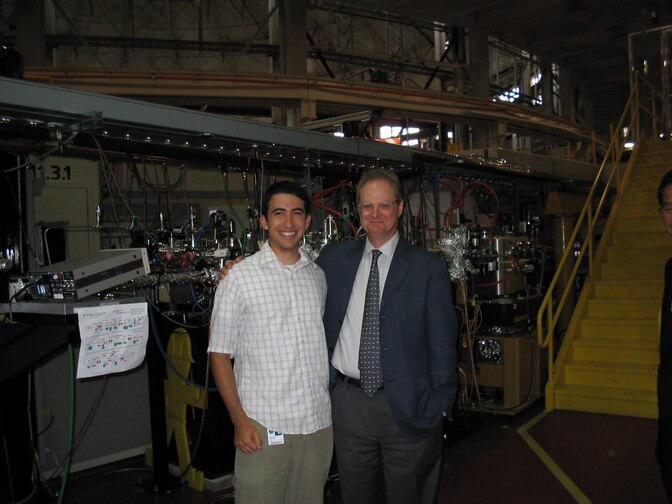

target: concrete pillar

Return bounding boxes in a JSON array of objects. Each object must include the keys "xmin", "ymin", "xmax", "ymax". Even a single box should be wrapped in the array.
[
  {"xmin": 467, "ymin": 26, "xmax": 493, "ymax": 149},
  {"xmin": 269, "ymin": 0, "xmax": 307, "ymax": 125},
  {"xmin": 541, "ymin": 60, "xmax": 554, "ymax": 115},
  {"xmin": 15, "ymin": 0, "xmax": 51, "ymax": 67},
  {"xmin": 468, "ymin": 26, "xmax": 489, "ymax": 100},
  {"xmin": 559, "ymin": 66, "xmax": 575, "ymax": 123},
  {"xmin": 269, "ymin": 0, "xmax": 306, "ymax": 76}
]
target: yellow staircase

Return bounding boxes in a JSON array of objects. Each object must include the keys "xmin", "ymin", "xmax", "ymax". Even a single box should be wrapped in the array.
[{"xmin": 550, "ymin": 141, "xmax": 672, "ymax": 418}]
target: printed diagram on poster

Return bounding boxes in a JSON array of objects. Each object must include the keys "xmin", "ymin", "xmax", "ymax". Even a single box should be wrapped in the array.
[{"xmin": 75, "ymin": 302, "xmax": 149, "ymax": 378}]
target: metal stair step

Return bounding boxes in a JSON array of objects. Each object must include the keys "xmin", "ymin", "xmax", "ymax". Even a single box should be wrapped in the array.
[
  {"xmin": 563, "ymin": 359, "xmax": 656, "ymax": 389},
  {"xmin": 571, "ymin": 337, "xmax": 659, "ymax": 364},
  {"xmin": 611, "ymin": 230, "xmax": 672, "ymax": 247},
  {"xmin": 587, "ymin": 297, "xmax": 660, "ymax": 317},
  {"xmin": 599, "ymin": 262, "xmax": 663, "ymax": 279},
  {"xmin": 579, "ymin": 317, "xmax": 658, "ymax": 339},
  {"xmin": 622, "ymin": 188, "xmax": 657, "ymax": 204},
  {"xmin": 615, "ymin": 215, "xmax": 664, "ymax": 231},
  {"xmin": 605, "ymin": 245, "xmax": 670, "ymax": 263},
  {"xmin": 594, "ymin": 278, "xmax": 664, "ymax": 298},
  {"xmin": 629, "ymin": 174, "xmax": 671, "ymax": 190},
  {"xmin": 616, "ymin": 199, "xmax": 660, "ymax": 217},
  {"xmin": 554, "ymin": 384, "xmax": 657, "ymax": 419}
]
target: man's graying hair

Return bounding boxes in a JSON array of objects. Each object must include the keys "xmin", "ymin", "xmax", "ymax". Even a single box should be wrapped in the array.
[{"xmin": 356, "ymin": 169, "xmax": 403, "ymax": 203}]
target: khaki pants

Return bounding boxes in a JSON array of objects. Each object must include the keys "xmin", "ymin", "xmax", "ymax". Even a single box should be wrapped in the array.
[{"xmin": 234, "ymin": 418, "xmax": 333, "ymax": 504}]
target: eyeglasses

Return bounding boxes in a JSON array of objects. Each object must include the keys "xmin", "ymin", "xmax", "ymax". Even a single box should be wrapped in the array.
[
  {"xmin": 358, "ymin": 200, "xmax": 399, "ymax": 214},
  {"xmin": 660, "ymin": 204, "xmax": 672, "ymax": 215}
]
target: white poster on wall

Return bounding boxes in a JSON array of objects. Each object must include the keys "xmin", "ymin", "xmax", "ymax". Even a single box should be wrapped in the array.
[{"xmin": 75, "ymin": 302, "xmax": 149, "ymax": 379}]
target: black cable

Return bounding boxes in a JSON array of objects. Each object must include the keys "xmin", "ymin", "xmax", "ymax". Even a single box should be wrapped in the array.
[
  {"xmin": 62, "ymin": 467, "xmax": 153, "ymax": 503},
  {"xmin": 131, "ymin": 158, "xmax": 186, "ymax": 191},
  {"xmin": 145, "ymin": 293, "xmax": 210, "ymax": 331},
  {"xmin": 35, "ymin": 415, "xmax": 55, "ymax": 440},
  {"xmin": 7, "ymin": 281, "xmax": 36, "ymax": 322},
  {"xmin": 175, "ymin": 353, "xmax": 211, "ymax": 481},
  {"xmin": 41, "ymin": 375, "xmax": 109, "ymax": 494},
  {"xmin": 1, "ymin": 434, "xmax": 16, "ymax": 503},
  {"xmin": 89, "ymin": 134, "xmax": 159, "ymax": 246},
  {"xmin": 144, "ymin": 298, "xmax": 217, "ymax": 483},
  {"xmin": 146, "ymin": 298, "xmax": 216, "ymax": 392},
  {"xmin": 1, "ymin": 171, "xmax": 43, "ymax": 268}
]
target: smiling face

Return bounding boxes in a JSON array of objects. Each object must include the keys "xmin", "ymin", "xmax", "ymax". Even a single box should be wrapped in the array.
[
  {"xmin": 358, "ymin": 178, "xmax": 404, "ymax": 248},
  {"xmin": 260, "ymin": 193, "xmax": 311, "ymax": 264}
]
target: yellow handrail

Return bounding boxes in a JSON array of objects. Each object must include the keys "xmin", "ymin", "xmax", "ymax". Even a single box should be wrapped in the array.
[{"xmin": 536, "ymin": 71, "xmax": 665, "ymax": 389}]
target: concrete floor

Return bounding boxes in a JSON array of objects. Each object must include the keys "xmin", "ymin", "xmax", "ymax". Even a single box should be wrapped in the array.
[{"xmin": 21, "ymin": 400, "xmax": 668, "ymax": 503}]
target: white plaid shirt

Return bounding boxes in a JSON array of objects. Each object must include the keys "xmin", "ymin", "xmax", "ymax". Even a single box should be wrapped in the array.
[{"xmin": 208, "ymin": 241, "xmax": 331, "ymax": 434}]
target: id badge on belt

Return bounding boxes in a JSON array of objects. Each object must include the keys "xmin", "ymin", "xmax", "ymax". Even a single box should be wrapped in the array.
[{"xmin": 267, "ymin": 429, "xmax": 284, "ymax": 445}]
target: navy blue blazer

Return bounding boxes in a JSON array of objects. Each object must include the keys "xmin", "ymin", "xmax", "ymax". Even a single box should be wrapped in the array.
[{"xmin": 316, "ymin": 237, "xmax": 458, "ymax": 437}]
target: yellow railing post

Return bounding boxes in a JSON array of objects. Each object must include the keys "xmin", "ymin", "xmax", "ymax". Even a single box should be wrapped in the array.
[
  {"xmin": 635, "ymin": 81, "xmax": 641, "ymax": 140},
  {"xmin": 546, "ymin": 305, "xmax": 553, "ymax": 376},
  {"xmin": 587, "ymin": 205, "xmax": 593, "ymax": 276},
  {"xmin": 652, "ymin": 87, "xmax": 658, "ymax": 138}
]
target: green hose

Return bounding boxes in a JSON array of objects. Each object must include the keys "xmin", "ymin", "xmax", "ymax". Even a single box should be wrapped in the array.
[{"xmin": 57, "ymin": 344, "xmax": 76, "ymax": 504}]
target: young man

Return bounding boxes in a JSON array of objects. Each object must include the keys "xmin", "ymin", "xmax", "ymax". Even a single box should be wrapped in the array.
[
  {"xmin": 316, "ymin": 168, "xmax": 457, "ymax": 504},
  {"xmin": 208, "ymin": 181, "xmax": 332, "ymax": 504},
  {"xmin": 657, "ymin": 169, "xmax": 672, "ymax": 501}
]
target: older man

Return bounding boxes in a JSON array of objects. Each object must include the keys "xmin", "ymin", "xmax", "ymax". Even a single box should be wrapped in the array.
[{"xmin": 316, "ymin": 168, "xmax": 457, "ymax": 504}]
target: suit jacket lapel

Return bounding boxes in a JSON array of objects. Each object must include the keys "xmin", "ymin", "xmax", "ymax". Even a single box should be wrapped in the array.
[
  {"xmin": 337, "ymin": 241, "xmax": 365, "ymax": 316},
  {"xmin": 381, "ymin": 239, "xmax": 412, "ymax": 308}
]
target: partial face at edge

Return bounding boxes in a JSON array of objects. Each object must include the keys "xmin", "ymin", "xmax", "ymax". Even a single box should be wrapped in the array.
[{"xmin": 661, "ymin": 185, "xmax": 672, "ymax": 237}]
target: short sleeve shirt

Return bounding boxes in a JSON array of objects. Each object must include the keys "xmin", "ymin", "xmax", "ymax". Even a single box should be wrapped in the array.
[{"xmin": 208, "ymin": 242, "xmax": 331, "ymax": 434}]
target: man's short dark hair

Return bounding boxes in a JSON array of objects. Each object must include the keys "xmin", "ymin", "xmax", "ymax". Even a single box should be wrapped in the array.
[
  {"xmin": 261, "ymin": 180, "xmax": 312, "ymax": 217},
  {"xmin": 658, "ymin": 169, "xmax": 672, "ymax": 206}
]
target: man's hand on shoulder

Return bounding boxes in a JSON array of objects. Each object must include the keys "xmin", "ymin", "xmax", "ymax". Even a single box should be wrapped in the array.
[{"xmin": 218, "ymin": 255, "xmax": 244, "ymax": 281}]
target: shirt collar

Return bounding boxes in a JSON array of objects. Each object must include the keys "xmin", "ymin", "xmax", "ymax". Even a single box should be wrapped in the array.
[
  {"xmin": 364, "ymin": 232, "xmax": 399, "ymax": 259},
  {"xmin": 259, "ymin": 240, "xmax": 315, "ymax": 269}
]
